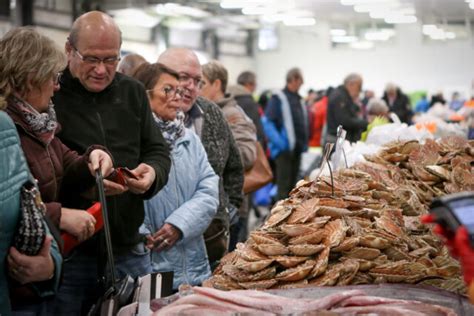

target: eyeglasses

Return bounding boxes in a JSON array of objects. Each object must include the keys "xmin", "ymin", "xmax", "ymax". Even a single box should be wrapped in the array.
[
  {"xmin": 53, "ymin": 72, "xmax": 62, "ymax": 85},
  {"xmin": 147, "ymin": 85, "xmax": 184, "ymax": 99},
  {"xmin": 178, "ymin": 73, "xmax": 203, "ymax": 88},
  {"xmin": 70, "ymin": 42, "xmax": 121, "ymax": 66}
]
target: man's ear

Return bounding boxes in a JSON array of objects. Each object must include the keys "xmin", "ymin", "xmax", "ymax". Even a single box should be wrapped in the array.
[
  {"xmin": 214, "ymin": 79, "xmax": 222, "ymax": 91},
  {"xmin": 65, "ymin": 40, "xmax": 72, "ymax": 55}
]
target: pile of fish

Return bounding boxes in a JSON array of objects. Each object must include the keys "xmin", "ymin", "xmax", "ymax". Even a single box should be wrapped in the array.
[
  {"xmin": 204, "ymin": 136, "xmax": 473, "ymax": 292},
  {"xmin": 153, "ymin": 286, "xmax": 457, "ymax": 315}
]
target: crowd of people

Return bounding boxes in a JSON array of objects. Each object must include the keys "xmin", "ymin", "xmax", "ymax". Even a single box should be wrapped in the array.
[{"xmin": 1, "ymin": 10, "xmax": 474, "ymax": 316}]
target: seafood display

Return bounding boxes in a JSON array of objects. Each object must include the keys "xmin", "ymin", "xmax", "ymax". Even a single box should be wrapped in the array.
[
  {"xmin": 205, "ymin": 136, "xmax": 473, "ymax": 292},
  {"xmin": 153, "ymin": 286, "xmax": 457, "ymax": 315}
]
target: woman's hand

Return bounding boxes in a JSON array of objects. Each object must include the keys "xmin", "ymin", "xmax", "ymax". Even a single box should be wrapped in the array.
[
  {"xmin": 88, "ymin": 149, "xmax": 114, "ymax": 178},
  {"xmin": 60, "ymin": 207, "xmax": 96, "ymax": 242},
  {"xmin": 8, "ymin": 235, "xmax": 55, "ymax": 284},
  {"xmin": 149, "ymin": 223, "xmax": 182, "ymax": 252},
  {"xmin": 103, "ymin": 179, "xmax": 128, "ymax": 196}
]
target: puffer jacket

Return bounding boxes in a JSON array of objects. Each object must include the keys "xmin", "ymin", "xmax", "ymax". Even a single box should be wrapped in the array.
[
  {"xmin": 142, "ymin": 129, "xmax": 218, "ymax": 289},
  {"xmin": 0, "ymin": 111, "xmax": 62, "ymax": 315},
  {"xmin": 6, "ymin": 99, "xmax": 99, "ymax": 230}
]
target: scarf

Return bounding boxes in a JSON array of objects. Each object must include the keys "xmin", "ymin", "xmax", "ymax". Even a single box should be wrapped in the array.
[
  {"xmin": 11, "ymin": 96, "xmax": 58, "ymax": 145},
  {"xmin": 153, "ymin": 110, "xmax": 185, "ymax": 150}
]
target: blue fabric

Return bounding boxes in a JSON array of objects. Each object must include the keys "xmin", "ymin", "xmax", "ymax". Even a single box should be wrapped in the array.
[
  {"xmin": 0, "ymin": 112, "xmax": 62, "ymax": 316},
  {"xmin": 141, "ymin": 129, "xmax": 218, "ymax": 289},
  {"xmin": 415, "ymin": 99, "xmax": 430, "ymax": 113},
  {"xmin": 115, "ymin": 242, "xmax": 152, "ymax": 279},
  {"xmin": 261, "ymin": 115, "xmax": 289, "ymax": 159}
]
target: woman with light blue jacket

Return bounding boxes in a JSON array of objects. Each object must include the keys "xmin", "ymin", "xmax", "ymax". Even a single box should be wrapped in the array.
[{"xmin": 133, "ymin": 62, "xmax": 219, "ymax": 289}]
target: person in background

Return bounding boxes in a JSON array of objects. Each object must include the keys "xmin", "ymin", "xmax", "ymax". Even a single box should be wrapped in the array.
[
  {"xmin": 158, "ymin": 48, "xmax": 243, "ymax": 269},
  {"xmin": 326, "ymin": 73, "xmax": 367, "ymax": 144},
  {"xmin": 308, "ymin": 86, "xmax": 333, "ymax": 147},
  {"xmin": 227, "ymin": 70, "xmax": 266, "ymax": 150},
  {"xmin": 200, "ymin": 60, "xmax": 257, "ymax": 251},
  {"xmin": 360, "ymin": 98, "xmax": 390, "ymax": 142},
  {"xmin": 415, "ymin": 94, "xmax": 430, "ymax": 113},
  {"xmin": 133, "ymin": 62, "xmax": 219, "ymax": 290},
  {"xmin": 50, "ymin": 11, "xmax": 171, "ymax": 314},
  {"xmin": 263, "ymin": 67, "xmax": 309, "ymax": 201},
  {"xmin": 117, "ymin": 53, "xmax": 147, "ymax": 77},
  {"xmin": 360, "ymin": 89, "xmax": 375, "ymax": 120},
  {"xmin": 305, "ymin": 89, "xmax": 318, "ymax": 107},
  {"xmin": 258, "ymin": 89, "xmax": 272, "ymax": 113},
  {"xmin": 0, "ymin": 110, "xmax": 62, "ymax": 316},
  {"xmin": 449, "ymin": 91, "xmax": 464, "ymax": 111},
  {"xmin": 382, "ymin": 83, "xmax": 413, "ymax": 124},
  {"xmin": 430, "ymin": 91, "xmax": 446, "ymax": 108}
]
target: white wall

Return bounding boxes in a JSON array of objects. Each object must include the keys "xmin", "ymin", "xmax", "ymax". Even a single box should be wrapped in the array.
[{"xmin": 254, "ymin": 22, "xmax": 474, "ymax": 99}]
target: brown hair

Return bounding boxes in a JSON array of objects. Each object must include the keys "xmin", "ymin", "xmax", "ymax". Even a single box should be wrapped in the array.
[
  {"xmin": 202, "ymin": 60, "xmax": 228, "ymax": 94},
  {"xmin": 132, "ymin": 62, "xmax": 179, "ymax": 94}
]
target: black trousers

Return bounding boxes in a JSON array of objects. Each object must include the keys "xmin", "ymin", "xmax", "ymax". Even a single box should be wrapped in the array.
[{"xmin": 275, "ymin": 150, "xmax": 302, "ymax": 201}]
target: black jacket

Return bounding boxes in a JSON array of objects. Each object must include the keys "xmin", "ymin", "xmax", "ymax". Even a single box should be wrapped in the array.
[
  {"xmin": 382, "ymin": 89, "xmax": 413, "ymax": 124},
  {"xmin": 53, "ymin": 68, "xmax": 171, "ymax": 251},
  {"xmin": 326, "ymin": 85, "xmax": 368, "ymax": 143}
]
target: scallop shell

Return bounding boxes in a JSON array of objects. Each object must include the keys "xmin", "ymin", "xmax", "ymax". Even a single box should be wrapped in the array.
[
  {"xmin": 257, "ymin": 243, "xmax": 289, "ymax": 256},
  {"xmin": 288, "ymin": 244, "xmax": 326, "ymax": 256}
]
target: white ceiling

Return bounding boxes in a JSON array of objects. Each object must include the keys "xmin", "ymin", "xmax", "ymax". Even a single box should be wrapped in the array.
[{"xmin": 141, "ymin": 0, "xmax": 474, "ymax": 23}]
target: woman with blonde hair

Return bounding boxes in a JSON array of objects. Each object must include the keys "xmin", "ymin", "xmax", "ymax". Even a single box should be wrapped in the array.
[{"xmin": 0, "ymin": 26, "xmax": 114, "ymax": 314}]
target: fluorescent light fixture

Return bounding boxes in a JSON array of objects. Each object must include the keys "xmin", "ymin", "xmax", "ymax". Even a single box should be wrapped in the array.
[
  {"xmin": 283, "ymin": 17, "xmax": 316, "ymax": 26},
  {"xmin": 364, "ymin": 29, "xmax": 394, "ymax": 41},
  {"xmin": 351, "ymin": 40, "xmax": 374, "ymax": 49},
  {"xmin": 332, "ymin": 35, "xmax": 358, "ymax": 43},
  {"xmin": 220, "ymin": 0, "xmax": 266, "ymax": 9},
  {"xmin": 330, "ymin": 29, "xmax": 347, "ymax": 36},
  {"xmin": 385, "ymin": 15, "xmax": 416, "ymax": 24},
  {"xmin": 446, "ymin": 32, "xmax": 456, "ymax": 39},
  {"xmin": 470, "ymin": 2, "xmax": 474, "ymax": 9},
  {"xmin": 242, "ymin": 6, "xmax": 277, "ymax": 15}
]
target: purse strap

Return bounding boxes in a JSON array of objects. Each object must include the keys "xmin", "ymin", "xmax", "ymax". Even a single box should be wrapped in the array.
[{"xmin": 95, "ymin": 170, "xmax": 117, "ymax": 289}]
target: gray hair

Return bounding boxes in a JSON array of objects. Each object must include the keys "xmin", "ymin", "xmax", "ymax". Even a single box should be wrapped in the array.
[
  {"xmin": 117, "ymin": 53, "xmax": 147, "ymax": 76},
  {"xmin": 0, "ymin": 26, "xmax": 66, "ymax": 109},
  {"xmin": 286, "ymin": 67, "xmax": 303, "ymax": 83},
  {"xmin": 237, "ymin": 71, "xmax": 256, "ymax": 86},
  {"xmin": 367, "ymin": 98, "xmax": 389, "ymax": 116},
  {"xmin": 343, "ymin": 73, "xmax": 363, "ymax": 86},
  {"xmin": 385, "ymin": 82, "xmax": 397, "ymax": 93}
]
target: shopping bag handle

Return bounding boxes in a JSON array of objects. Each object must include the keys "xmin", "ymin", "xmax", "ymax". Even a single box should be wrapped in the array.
[{"xmin": 95, "ymin": 169, "xmax": 118, "ymax": 289}]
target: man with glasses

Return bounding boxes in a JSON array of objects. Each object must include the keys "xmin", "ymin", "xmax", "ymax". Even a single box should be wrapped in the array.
[
  {"xmin": 158, "ymin": 48, "xmax": 244, "ymax": 269},
  {"xmin": 50, "ymin": 11, "xmax": 171, "ymax": 315}
]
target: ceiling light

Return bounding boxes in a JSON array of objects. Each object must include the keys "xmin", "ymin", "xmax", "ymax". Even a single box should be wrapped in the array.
[
  {"xmin": 332, "ymin": 35, "xmax": 358, "ymax": 43},
  {"xmin": 330, "ymin": 29, "xmax": 347, "ymax": 36},
  {"xmin": 283, "ymin": 17, "xmax": 316, "ymax": 26},
  {"xmin": 242, "ymin": 6, "xmax": 276, "ymax": 15},
  {"xmin": 220, "ymin": 0, "xmax": 266, "ymax": 9},
  {"xmin": 364, "ymin": 29, "xmax": 394, "ymax": 41},
  {"xmin": 384, "ymin": 15, "xmax": 417, "ymax": 24},
  {"xmin": 446, "ymin": 32, "xmax": 456, "ymax": 39},
  {"xmin": 351, "ymin": 40, "xmax": 374, "ymax": 50}
]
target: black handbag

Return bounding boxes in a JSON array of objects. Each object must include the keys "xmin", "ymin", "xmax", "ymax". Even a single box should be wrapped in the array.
[
  {"xmin": 88, "ymin": 170, "xmax": 136, "ymax": 316},
  {"xmin": 13, "ymin": 180, "xmax": 47, "ymax": 256}
]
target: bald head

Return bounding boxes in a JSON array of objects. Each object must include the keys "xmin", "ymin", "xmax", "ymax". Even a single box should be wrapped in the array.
[
  {"xmin": 157, "ymin": 47, "xmax": 202, "ymax": 112},
  {"xmin": 117, "ymin": 53, "xmax": 146, "ymax": 76},
  {"xmin": 69, "ymin": 11, "xmax": 121, "ymax": 48},
  {"xmin": 67, "ymin": 11, "xmax": 122, "ymax": 93}
]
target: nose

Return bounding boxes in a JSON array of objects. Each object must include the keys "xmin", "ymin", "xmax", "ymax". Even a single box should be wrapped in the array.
[{"xmin": 94, "ymin": 62, "xmax": 107, "ymax": 75}]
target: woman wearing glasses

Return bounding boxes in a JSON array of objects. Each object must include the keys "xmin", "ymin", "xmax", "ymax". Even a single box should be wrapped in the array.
[
  {"xmin": 132, "ymin": 63, "xmax": 219, "ymax": 289},
  {"xmin": 0, "ymin": 27, "xmax": 114, "ymax": 313}
]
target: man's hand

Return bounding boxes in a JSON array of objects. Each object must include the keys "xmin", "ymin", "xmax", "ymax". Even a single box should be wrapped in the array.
[
  {"xmin": 149, "ymin": 223, "xmax": 182, "ymax": 252},
  {"xmin": 126, "ymin": 163, "xmax": 156, "ymax": 195},
  {"xmin": 8, "ymin": 235, "xmax": 55, "ymax": 284},
  {"xmin": 103, "ymin": 178, "xmax": 128, "ymax": 196},
  {"xmin": 88, "ymin": 149, "xmax": 114, "ymax": 177}
]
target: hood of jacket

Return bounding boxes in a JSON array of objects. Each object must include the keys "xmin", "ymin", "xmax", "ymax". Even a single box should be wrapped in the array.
[{"xmin": 227, "ymin": 84, "xmax": 251, "ymax": 98}]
